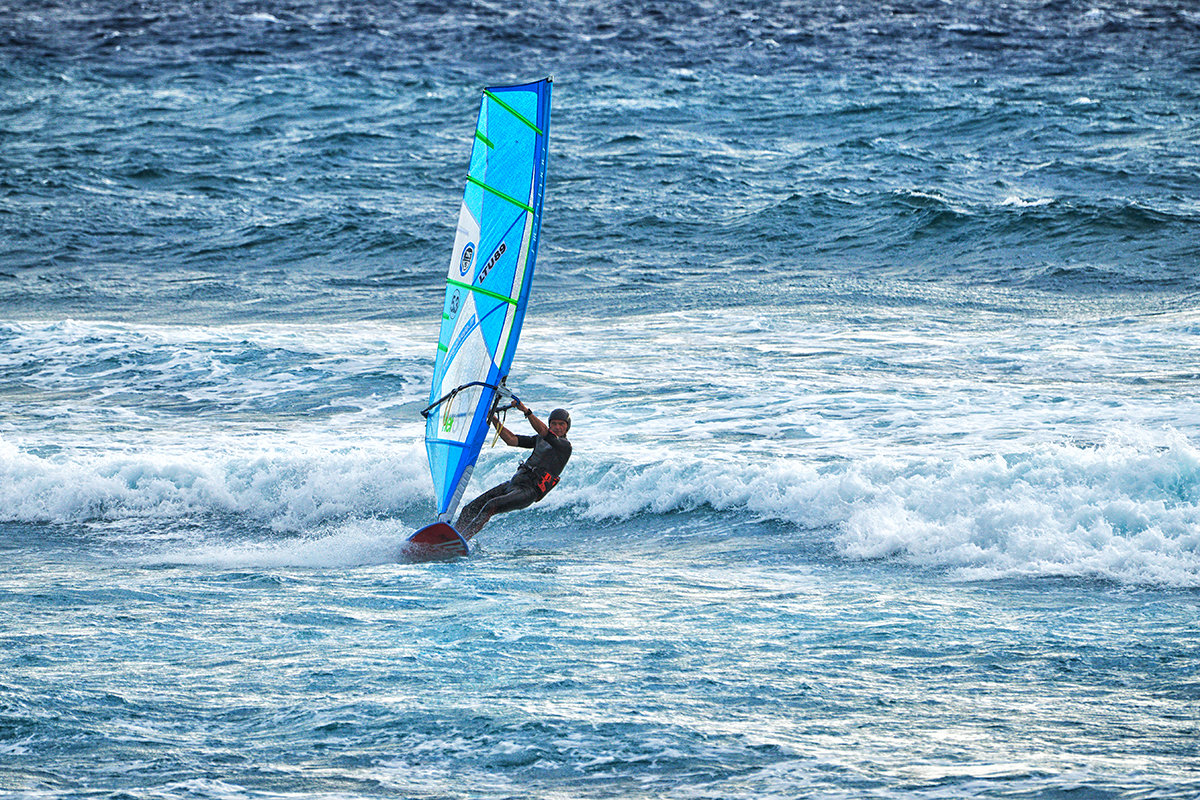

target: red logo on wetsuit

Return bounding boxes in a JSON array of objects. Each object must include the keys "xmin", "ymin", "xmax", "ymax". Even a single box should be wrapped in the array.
[{"xmin": 536, "ymin": 471, "xmax": 559, "ymax": 495}]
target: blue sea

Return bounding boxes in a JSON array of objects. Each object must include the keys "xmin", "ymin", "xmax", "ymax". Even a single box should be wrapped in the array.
[{"xmin": 3, "ymin": 1, "xmax": 1200, "ymax": 798}]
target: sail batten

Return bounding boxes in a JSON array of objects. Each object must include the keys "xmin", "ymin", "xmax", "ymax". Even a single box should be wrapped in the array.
[
  {"xmin": 445, "ymin": 278, "xmax": 519, "ymax": 306},
  {"xmin": 482, "ymin": 89, "xmax": 544, "ymax": 134},
  {"xmin": 423, "ymin": 78, "xmax": 552, "ymax": 520},
  {"xmin": 466, "ymin": 175, "xmax": 535, "ymax": 213}
]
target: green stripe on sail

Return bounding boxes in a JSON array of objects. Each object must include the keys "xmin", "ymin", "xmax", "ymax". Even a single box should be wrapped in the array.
[
  {"xmin": 474, "ymin": 129, "xmax": 494, "ymax": 149},
  {"xmin": 446, "ymin": 277, "xmax": 519, "ymax": 306},
  {"xmin": 483, "ymin": 90, "xmax": 543, "ymax": 135},
  {"xmin": 466, "ymin": 175, "xmax": 533, "ymax": 213}
]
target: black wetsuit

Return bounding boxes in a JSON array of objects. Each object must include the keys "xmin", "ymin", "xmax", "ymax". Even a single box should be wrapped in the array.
[{"xmin": 455, "ymin": 432, "xmax": 571, "ymax": 540}]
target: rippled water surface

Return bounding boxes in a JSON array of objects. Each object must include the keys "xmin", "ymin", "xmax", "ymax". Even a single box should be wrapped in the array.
[{"xmin": 3, "ymin": 1, "xmax": 1200, "ymax": 798}]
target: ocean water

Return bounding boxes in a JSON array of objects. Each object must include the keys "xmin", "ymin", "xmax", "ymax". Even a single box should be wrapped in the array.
[{"xmin": 3, "ymin": 1, "xmax": 1200, "ymax": 797}]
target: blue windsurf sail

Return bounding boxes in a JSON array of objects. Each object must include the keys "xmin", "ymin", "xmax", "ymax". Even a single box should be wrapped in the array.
[{"xmin": 422, "ymin": 78, "xmax": 552, "ymax": 521}]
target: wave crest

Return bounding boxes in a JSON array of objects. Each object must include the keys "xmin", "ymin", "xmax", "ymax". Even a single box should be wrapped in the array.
[{"xmin": 561, "ymin": 434, "xmax": 1200, "ymax": 587}]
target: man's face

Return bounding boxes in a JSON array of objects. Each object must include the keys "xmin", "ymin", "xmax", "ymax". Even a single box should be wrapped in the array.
[{"xmin": 548, "ymin": 419, "xmax": 569, "ymax": 437}]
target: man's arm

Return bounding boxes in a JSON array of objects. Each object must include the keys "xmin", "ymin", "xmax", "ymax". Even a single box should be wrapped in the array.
[
  {"xmin": 484, "ymin": 402, "xmax": 547, "ymax": 448},
  {"xmin": 514, "ymin": 400, "xmax": 550, "ymax": 436},
  {"xmin": 489, "ymin": 400, "xmax": 548, "ymax": 445},
  {"xmin": 489, "ymin": 412, "xmax": 520, "ymax": 446}
]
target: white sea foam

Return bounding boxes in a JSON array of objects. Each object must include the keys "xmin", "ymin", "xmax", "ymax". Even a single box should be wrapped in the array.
[
  {"xmin": 1000, "ymin": 194, "xmax": 1054, "ymax": 207},
  {"xmin": 4, "ymin": 305, "xmax": 1199, "ymax": 586},
  {"xmin": 563, "ymin": 431, "xmax": 1200, "ymax": 587},
  {"xmin": 145, "ymin": 519, "xmax": 415, "ymax": 569},
  {"xmin": 0, "ymin": 435, "xmax": 430, "ymax": 531}
]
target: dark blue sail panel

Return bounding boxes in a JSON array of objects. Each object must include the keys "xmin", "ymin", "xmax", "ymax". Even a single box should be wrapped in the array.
[{"xmin": 424, "ymin": 79, "xmax": 552, "ymax": 519}]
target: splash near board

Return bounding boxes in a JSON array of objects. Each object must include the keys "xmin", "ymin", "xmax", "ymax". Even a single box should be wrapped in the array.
[{"xmin": 404, "ymin": 78, "xmax": 552, "ymax": 562}]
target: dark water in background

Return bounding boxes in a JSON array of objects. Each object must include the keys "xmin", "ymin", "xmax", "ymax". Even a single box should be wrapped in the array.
[
  {"xmin": 4, "ymin": 0, "xmax": 1199, "ymax": 320},
  {"xmin": 2, "ymin": 2, "xmax": 1200, "ymax": 798}
]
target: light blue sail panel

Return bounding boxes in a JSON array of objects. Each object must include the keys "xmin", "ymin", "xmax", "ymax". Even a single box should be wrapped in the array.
[{"xmin": 425, "ymin": 78, "xmax": 552, "ymax": 520}]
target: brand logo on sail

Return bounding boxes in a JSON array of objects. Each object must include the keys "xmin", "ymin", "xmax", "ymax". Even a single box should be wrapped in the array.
[
  {"xmin": 477, "ymin": 241, "xmax": 507, "ymax": 284},
  {"xmin": 459, "ymin": 243, "xmax": 475, "ymax": 276}
]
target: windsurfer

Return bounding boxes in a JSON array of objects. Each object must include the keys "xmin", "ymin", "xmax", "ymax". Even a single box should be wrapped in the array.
[{"xmin": 454, "ymin": 402, "xmax": 571, "ymax": 540}]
